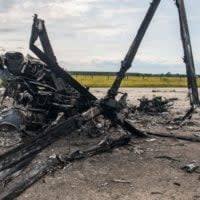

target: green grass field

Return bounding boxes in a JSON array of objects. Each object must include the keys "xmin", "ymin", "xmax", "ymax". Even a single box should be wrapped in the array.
[{"xmin": 72, "ymin": 75, "xmax": 194, "ymax": 87}]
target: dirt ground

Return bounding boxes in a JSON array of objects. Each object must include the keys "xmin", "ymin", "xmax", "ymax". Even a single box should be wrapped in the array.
[{"xmin": 2, "ymin": 88, "xmax": 200, "ymax": 200}]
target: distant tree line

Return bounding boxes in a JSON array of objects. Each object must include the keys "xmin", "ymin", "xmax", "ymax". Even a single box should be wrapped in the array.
[{"xmin": 69, "ymin": 71, "xmax": 199, "ymax": 77}]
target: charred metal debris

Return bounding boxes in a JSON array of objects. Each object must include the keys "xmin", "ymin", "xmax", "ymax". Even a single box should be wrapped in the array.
[
  {"xmin": 137, "ymin": 96, "xmax": 177, "ymax": 114},
  {"xmin": 0, "ymin": 0, "xmax": 199, "ymax": 199}
]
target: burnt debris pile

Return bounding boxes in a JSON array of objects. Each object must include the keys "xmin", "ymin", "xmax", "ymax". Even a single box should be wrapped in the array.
[
  {"xmin": 0, "ymin": 52, "xmax": 82, "ymax": 134},
  {"xmin": 0, "ymin": 14, "xmax": 97, "ymax": 136},
  {"xmin": 137, "ymin": 96, "xmax": 177, "ymax": 114}
]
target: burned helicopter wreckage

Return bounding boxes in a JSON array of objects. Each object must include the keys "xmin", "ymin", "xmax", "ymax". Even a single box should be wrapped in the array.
[
  {"xmin": 0, "ymin": 16, "xmax": 96, "ymax": 135},
  {"xmin": 0, "ymin": 0, "xmax": 199, "ymax": 199},
  {"xmin": 0, "ymin": 51, "xmax": 90, "ymax": 134}
]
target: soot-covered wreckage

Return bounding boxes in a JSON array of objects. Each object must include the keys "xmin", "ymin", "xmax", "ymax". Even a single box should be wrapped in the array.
[
  {"xmin": 0, "ymin": 0, "xmax": 199, "ymax": 199},
  {"xmin": 0, "ymin": 16, "xmax": 96, "ymax": 134}
]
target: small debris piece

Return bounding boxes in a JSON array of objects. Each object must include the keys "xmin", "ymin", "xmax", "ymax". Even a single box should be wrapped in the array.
[
  {"xmin": 181, "ymin": 162, "xmax": 199, "ymax": 173},
  {"xmin": 151, "ymin": 191, "xmax": 163, "ymax": 195},
  {"xmin": 173, "ymin": 182, "xmax": 181, "ymax": 186},
  {"xmin": 49, "ymin": 153, "xmax": 57, "ymax": 159},
  {"xmin": 193, "ymin": 133, "xmax": 200, "ymax": 138},
  {"xmin": 133, "ymin": 146, "xmax": 144, "ymax": 155},
  {"xmin": 146, "ymin": 138, "xmax": 156, "ymax": 142},
  {"xmin": 101, "ymin": 182, "xmax": 108, "ymax": 187},
  {"xmin": 111, "ymin": 179, "xmax": 131, "ymax": 184}
]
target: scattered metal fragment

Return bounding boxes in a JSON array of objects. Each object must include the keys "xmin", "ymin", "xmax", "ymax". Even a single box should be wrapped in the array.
[
  {"xmin": 111, "ymin": 179, "xmax": 132, "ymax": 184},
  {"xmin": 145, "ymin": 138, "xmax": 156, "ymax": 142},
  {"xmin": 181, "ymin": 162, "xmax": 199, "ymax": 173},
  {"xmin": 173, "ymin": 182, "xmax": 181, "ymax": 186},
  {"xmin": 193, "ymin": 133, "xmax": 200, "ymax": 138},
  {"xmin": 151, "ymin": 191, "xmax": 163, "ymax": 195}
]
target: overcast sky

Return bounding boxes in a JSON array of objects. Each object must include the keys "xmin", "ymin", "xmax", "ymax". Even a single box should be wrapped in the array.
[{"xmin": 0, "ymin": 0, "xmax": 200, "ymax": 74}]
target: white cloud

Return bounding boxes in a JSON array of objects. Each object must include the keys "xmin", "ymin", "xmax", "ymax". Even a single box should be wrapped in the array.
[{"xmin": 0, "ymin": 0, "xmax": 100, "ymax": 23}]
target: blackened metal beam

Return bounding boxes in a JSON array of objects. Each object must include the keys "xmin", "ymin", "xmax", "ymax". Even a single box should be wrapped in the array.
[
  {"xmin": 0, "ymin": 107, "xmax": 101, "ymax": 173},
  {"xmin": 107, "ymin": 0, "xmax": 161, "ymax": 98},
  {"xmin": 175, "ymin": 0, "xmax": 200, "ymax": 107},
  {"xmin": 30, "ymin": 14, "xmax": 97, "ymax": 101}
]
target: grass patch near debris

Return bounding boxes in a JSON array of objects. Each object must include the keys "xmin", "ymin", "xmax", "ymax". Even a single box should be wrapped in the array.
[{"xmin": 73, "ymin": 75, "xmax": 191, "ymax": 88}]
